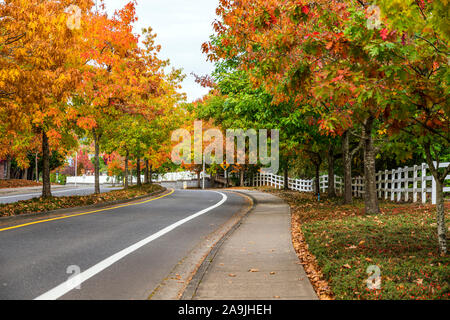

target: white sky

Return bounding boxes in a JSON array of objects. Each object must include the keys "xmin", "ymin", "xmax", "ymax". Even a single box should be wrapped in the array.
[{"xmin": 103, "ymin": 0, "xmax": 219, "ymax": 102}]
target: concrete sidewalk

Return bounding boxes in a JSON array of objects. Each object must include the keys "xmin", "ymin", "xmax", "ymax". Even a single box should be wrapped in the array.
[{"xmin": 187, "ymin": 190, "xmax": 318, "ymax": 300}]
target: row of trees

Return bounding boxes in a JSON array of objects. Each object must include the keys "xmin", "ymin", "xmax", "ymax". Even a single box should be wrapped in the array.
[
  {"xmin": 0, "ymin": 1, "xmax": 184, "ymax": 194},
  {"xmin": 197, "ymin": 1, "xmax": 448, "ymax": 254}
]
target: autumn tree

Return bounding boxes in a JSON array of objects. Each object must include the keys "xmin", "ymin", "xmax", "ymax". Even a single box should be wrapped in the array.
[
  {"xmin": 0, "ymin": 0, "xmax": 94, "ymax": 197},
  {"xmin": 359, "ymin": 0, "xmax": 449, "ymax": 254}
]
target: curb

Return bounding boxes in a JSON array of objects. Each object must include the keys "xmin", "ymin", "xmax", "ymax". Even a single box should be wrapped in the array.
[
  {"xmin": 0, "ymin": 186, "xmax": 168, "ymax": 225},
  {"xmin": 180, "ymin": 190, "xmax": 258, "ymax": 300}
]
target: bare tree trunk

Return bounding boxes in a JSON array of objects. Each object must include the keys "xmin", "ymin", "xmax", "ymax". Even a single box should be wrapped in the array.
[
  {"xmin": 144, "ymin": 160, "xmax": 149, "ymax": 184},
  {"xmin": 197, "ymin": 171, "xmax": 201, "ymax": 188},
  {"xmin": 240, "ymin": 168, "xmax": 244, "ymax": 187},
  {"xmin": 136, "ymin": 156, "xmax": 142, "ymax": 187},
  {"xmin": 124, "ymin": 150, "xmax": 129, "ymax": 189},
  {"xmin": 362, "ymin": 116, "xmax": 380, "ymax": 214},
  {"xmin": 22, "ymin": 167, "xmax": 28, "ymax": 180},
  {"xmin": 342, "ymin": 131, "xmax": 353, "ymax": 204},
  {"xmin": 93, "ymin": 129, "xmax": 100, "ymax": 194},
  {"xmin": 328, "ymin": 144, "xmax": 336, "ymax": 198},
  {"xmin": 42, "ymin": 131, "xmax": 52, "ymax": 198}
]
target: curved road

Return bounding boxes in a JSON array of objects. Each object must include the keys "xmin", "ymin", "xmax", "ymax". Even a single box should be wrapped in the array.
[{"xmin": 0, "ymin": 189, "xmax": 247, "ymax": 300}]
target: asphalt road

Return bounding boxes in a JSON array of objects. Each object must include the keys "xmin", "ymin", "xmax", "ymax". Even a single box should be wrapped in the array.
[
  {"xmin": 0, "ymin": 186, "xmax": 122, "ymax": 204},
  {"xmin": 0, "ymin": 189, "xmax": 246, "ymax": 300}
]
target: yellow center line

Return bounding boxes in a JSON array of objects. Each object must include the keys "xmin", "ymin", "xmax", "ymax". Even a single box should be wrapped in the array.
[{"xmin": 0, "ymin": 189, "xmax": 175, "ymax": 233}]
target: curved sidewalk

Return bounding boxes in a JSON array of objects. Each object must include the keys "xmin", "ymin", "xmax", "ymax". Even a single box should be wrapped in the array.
[{"xmin": 189, "ymin": 190, "xmax": 318, "ymax": 300}]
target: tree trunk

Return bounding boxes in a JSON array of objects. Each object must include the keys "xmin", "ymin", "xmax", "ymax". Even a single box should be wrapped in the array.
[
  {"xmin": 240, "ymin": 168, "xmax": 244, "ymax": 187},
  {"xmin": 434, "ymin": 179, "xmax": 447, "ymax": 255},
  {"xmin": 42, "ymin": 131, "xmax": 52, "ymax": 198},
  {"xmin": 149, "ymin": 165, "xmax": 153, "ymax": 184},
  {"xmin": 35, "ymin": 152, "xmax": 39, "ymax": 182},
  {"xmin": 342, "ymin": 131, "xmax": 353, "ymax": 204},
  {"xmin": 284, "ymin": 165, "xmax": 289, "ymax": 190},
  {"xmin": 197, "ymin": 171, "xmax": 201, "ymax": 188},
  {"xmin": 328, "ymin": 144, "xmax": 336, "ymax": 198},
  {"xmin": 124, "ymin": 150, "xmax": 129, "ymax": 189},
  {"xmin": 423, "ymin": 143, "xmax": 448, "ymax": 255},
  {"xmin": 93, "ymin": 130, "xmax": 100, "ymax": 194},
  {"xmin": 22, "ymin": 167, "xmax": 28, "ymax": 180},
  {"xmin": 5, "ymin": 157, "xmax": 11, "ymax": 180},
  {"xmin": 315, "ymin": 163, "xmax": 320, "ymax": 196},
  {"xmin": 144, "ymin": 160, "xmax": 149, "ymax": 184},
  {"xmin": 362, "ymin": 116, "xmax": 380, "ymax": 214},
  {"xmin": 136, "ymin": 156, "xmax": 142, "ymax": 187}
]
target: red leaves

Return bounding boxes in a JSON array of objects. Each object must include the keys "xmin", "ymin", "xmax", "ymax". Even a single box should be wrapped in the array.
[
  {"xmin": 301, "ymin": 6, "xmax": 309, "ymax": 15},
  {"xmin": 380, "ymin": 28, "xmax": 389, "ymax": 41}
]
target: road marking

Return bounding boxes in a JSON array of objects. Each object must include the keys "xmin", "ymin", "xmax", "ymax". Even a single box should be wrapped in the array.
[
  {"xmin": 0, "ymin": 189, "xmax": 175, "ymax": 233},
  {"xmin": 34, "ymin": 191, "xmax": 228, "ymax": 300}
]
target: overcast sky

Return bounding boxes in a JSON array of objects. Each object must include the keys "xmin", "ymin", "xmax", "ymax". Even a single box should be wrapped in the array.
[{"xmin": 104, "ymin": 0, "xmax": 219, "ymax": 102}]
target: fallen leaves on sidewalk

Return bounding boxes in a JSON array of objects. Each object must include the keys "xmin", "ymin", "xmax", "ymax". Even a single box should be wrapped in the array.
[{"xmin": 248, "ymin": 268, "xmax": 259, "ymax": 272}]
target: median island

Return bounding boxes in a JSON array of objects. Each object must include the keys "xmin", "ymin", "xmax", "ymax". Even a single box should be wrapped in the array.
[{"xmin": 0, "ymin": 184, "xmax": 164, "ymax": 218}]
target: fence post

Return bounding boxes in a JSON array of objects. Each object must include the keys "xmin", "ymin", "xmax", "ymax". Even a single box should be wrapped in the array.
[
  {"xmin": 396, "ymin": 168, "xmax": 401, "ymax": 202},
  {"xmin": 431, "ymin": 162, "xmax": 437, "ymax": 205},
  {"xmin": 421, "ymin": 163, "xmax": 427, "ymax": 204},
  {"xmin": 390, "ymin": 169, "xmax": 395, "ymax": 201},
  {"xmin": 404, "ymin": 166, "xmax": 409, "ymax": 202},
  {"xmin": 377, "ymin": 171, "xmax": 383, "ymax": 199},
  {"xmin": 384, "ymin": 170, "xmax": 389, "ymax": 200},
  {"xmin": 413, "ymin": 165, "xmax": 418, "ymax": 203}
]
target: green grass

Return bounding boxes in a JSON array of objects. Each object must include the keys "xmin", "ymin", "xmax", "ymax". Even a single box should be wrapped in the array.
[{"xmin": 268, "ymin": 189, "xmax": 450, "ymax": 300}]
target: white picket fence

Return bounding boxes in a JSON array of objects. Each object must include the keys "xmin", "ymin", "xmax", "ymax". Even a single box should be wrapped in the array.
[
  {"xmin": 250, "ymin": 162, "xmax": 449, "ymax": 205},
  {"xmin": 249, "ymin": 173, "xmax": 342, "ymax": 193}
]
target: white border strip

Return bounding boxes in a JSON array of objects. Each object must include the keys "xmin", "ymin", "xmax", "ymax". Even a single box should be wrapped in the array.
[{"xmin": 34, "ymin": 191, "xmax": 228, "ymax": 300}]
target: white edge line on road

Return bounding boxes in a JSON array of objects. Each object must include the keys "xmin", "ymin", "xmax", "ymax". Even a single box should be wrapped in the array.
[{"xmin": 34, "ymin": 191, "xmax": 228, "ymax": 300}]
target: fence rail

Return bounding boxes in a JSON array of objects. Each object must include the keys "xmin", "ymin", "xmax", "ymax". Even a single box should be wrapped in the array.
[{"xmin": 250, "ymin": 162, "xmax": 449, "ymax": 205}]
